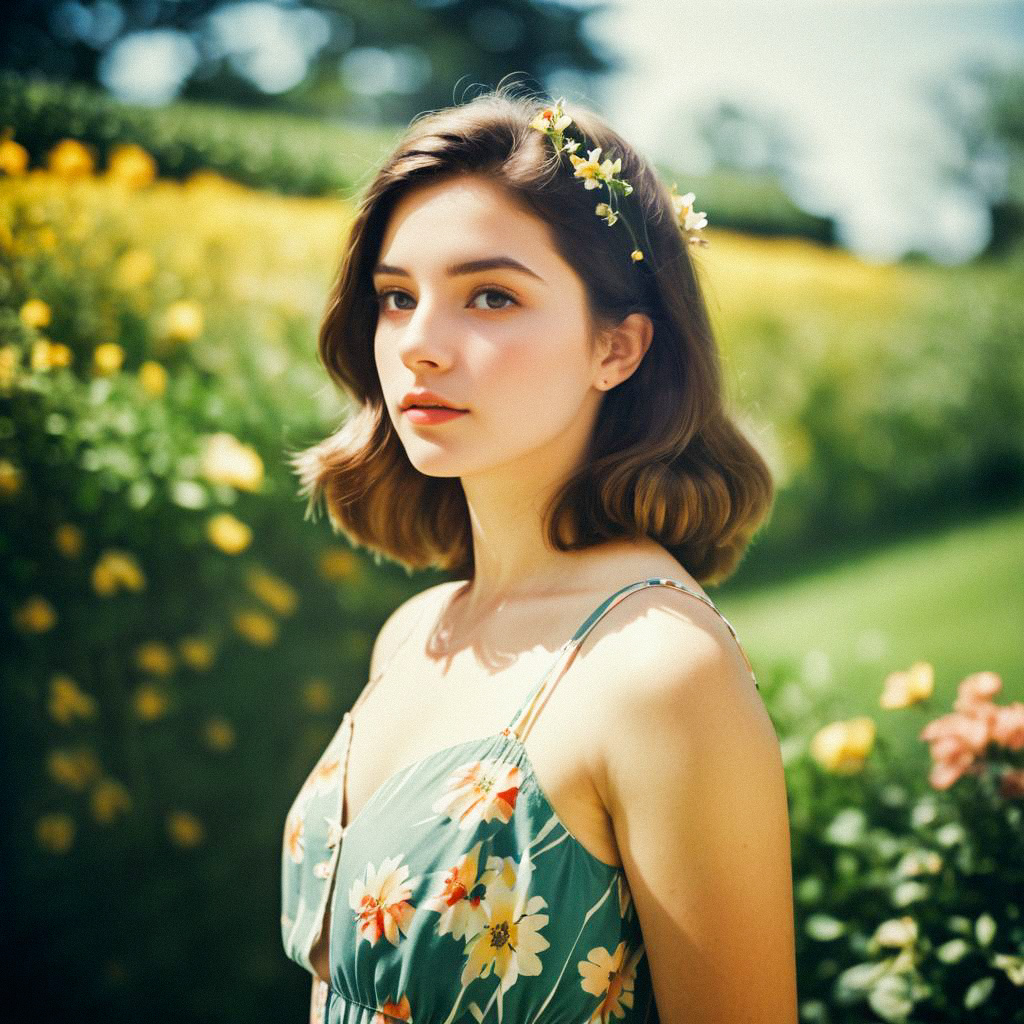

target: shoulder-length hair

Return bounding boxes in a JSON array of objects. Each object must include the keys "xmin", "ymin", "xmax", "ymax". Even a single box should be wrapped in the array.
[{"xmin": 289, "ymin": 85, "xmax": 774, "ymax": 586}]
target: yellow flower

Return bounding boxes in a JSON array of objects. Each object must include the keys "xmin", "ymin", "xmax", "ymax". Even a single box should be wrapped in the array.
[
  {"xmin": 48, "ymin": 138, "xmax": 95, "ymax": 178},
  {"xmin": 199, "ymin": 432, "xmax": 264, "ymax": 492},
  {"xmin": 19, "ymin": 298, "xmax": 52, "ymax": 329},
  {"xmin": 138, "ymin": 360, "xmax": 167, "ymax": 397},
  {"xmin": 0, "ymin": 458, "xmax": 22, "ymax": 498},
  {"xmin": 47, "ymin": 747, "xmax": 101, "ymax": 790},
  {"xmin": 54, "ymin": 523, "xmax": 84, "ymax": 558},
  {"xmin": 630, "ymin": 249, "xmax": 644, "ymax": 262},
  {"xmin": 319, "ymin": 547, "xmax": 360, "ymax": 581},
  {"xmin": 880, "ymin": 661, "xmax": 934, "ymax": 710},
  {"xmin": 167, "ymin": 810, "xmax": 205, "ymax": 847},
  {"xmin": 133, "ymin": 683, "xmax": 170, "ymax": 721},
  {"xmin": 232, "ymin": 609, "xmax": 278, "ymax": 647},
  {"xmin": 134, "ymin": 641, "xmax": 175, "ymax": 676},
  {"xmin": 48, "ymin": 674, "xmax": 98, "ymax": 725},
  {"xmin": 162, "ymin": 300, "xmax": 204, "ymax": 343},
  {"xmin": 809, "ymin": 716, "xmax": 877, "ymax": 775},
  {"xmin": 91, "ymin": 549, "xmax": 146, "ymax": 596},
  {"xmin": 179, "ymin": 635, "xmax": 216, "ymax": 671},
  {"xmin": 0, "ymin": 137, "xmax": 29, "ymax": 176},
  {"xmin": 13, "ymin": 594, "xmax": 57, "ymax": 633},
  {"xmin": 106, "ymin": 143, "xmax": 157, "ymax": 189},
  {"xmin": 91, "ymin": 778, "xmax": 132, "ymax": 824},
  {"xmin": 203, "ymin": 717, "xmax": 236, "ymax": 751},
  {"xmin": 568, "ymin": 146, "xmax": 611, "ymax": 190},
  {"xmin": 303, "ymin": 678, "xmax": 333, "ymax": 712},
  {"xmin": 31, "ymin": 338, "xmax": 73, "ymax": 370},
  {"xmin": 245, "ymin": 566, "xmax": 298, "ymax": 616},
  {"xmin": 92, "ymin": 342, "xmax": 125, "ymax": 375},
  {"xmin": 529, "ymin": 101, "xmax": 573, "ymax": 135},
  {"xmin": 36, "ymin": 813, "xmax": 76, "ymax": 853},
  {"xmin": 206, "ymin": 512, "xmax": 252, "ymax": 554},
  {"xmin": 0, "ymin": 344, "xmax": 20, "ymax": 388},
  {"xmin": 113, "ymin": 248, "xmax": 156, "ymax": 290}
]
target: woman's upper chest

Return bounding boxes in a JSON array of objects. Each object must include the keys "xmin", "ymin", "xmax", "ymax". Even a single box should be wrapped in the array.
[{"xmin": 343, "ymin": 587, "xmax": 628, "ymax": 869}]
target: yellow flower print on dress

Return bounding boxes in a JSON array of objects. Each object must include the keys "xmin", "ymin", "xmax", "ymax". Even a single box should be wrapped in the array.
[
  {"xmin": 349, "ymin": 854, "xmax": 417, "ymax": 947},
  {"xmin": 431, "ymin": 758, "xmax": 522, "ymax": 830},
  {"xmin": 578, "ymin": 940, "xmax": 645, "ymax": 1023},
  {"xmin": 460, "ymin": 852, "xmax": 550, "ymax": 992},
  {"xmin": 423, "ymin": 840, "xmax": 489, "ymax": 941}
]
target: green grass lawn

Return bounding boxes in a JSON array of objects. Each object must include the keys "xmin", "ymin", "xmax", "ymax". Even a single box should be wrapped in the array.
[{"xmin": 717, "ymin": 502, "xmax": 1024, "ymax": 754}]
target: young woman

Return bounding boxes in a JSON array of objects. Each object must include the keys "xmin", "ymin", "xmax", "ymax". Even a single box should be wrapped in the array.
[{"xmin": 281, "ymin": 86, "xmax": 798, "ymax": 1024}]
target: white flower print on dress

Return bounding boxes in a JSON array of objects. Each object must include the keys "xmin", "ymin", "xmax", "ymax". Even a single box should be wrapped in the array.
[
  {"xmin": 423, "ymin": 840, "xmax": 489, "ymax": 941},
  {"xmin": 578, "ymin": 940, "xmax": 645, "ymax": 1022},
  {"xmin": 460, "ymin": 851, "xmax": 550, "ymax": 992},
  {"xmin": 432, "ymin": 757, "xmax": 522, "ymax": 830},
  {"xmin": 349, "ymin": 854, "xmax": 417, "ymax": 946}
]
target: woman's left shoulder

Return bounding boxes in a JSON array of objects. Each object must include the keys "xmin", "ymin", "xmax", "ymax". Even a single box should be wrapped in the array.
[{"xmin": 584, "ymin": 580, "xmax": 760, "ymax": 716}]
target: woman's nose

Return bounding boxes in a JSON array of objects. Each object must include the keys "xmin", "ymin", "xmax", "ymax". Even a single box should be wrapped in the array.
[{"xmin": 395, "ymin": 294, "xmax": 459, "ymax": 371}]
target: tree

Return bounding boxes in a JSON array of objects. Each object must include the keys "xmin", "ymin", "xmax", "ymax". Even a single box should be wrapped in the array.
[{"xmin": 0, "ymin": 0, "xmax": 617, "ymax": 121}]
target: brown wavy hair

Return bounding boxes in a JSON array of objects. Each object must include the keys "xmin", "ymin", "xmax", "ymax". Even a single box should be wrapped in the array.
[{"xmin": 289, "ymin": 84, "xmax": 774, "ymax": 586}]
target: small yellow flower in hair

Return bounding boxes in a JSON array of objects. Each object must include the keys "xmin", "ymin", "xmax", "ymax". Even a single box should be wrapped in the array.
[
  {"xmin": 568, "ymin": 147, "xmax": 603, "ymax": 188},
  {"xmin": 670, "ymin": 183, "xmax": 709, "ymax": 247},
  {"xmin": 530, "ymin": 105, "xmax": 573, "ymax": 134}
]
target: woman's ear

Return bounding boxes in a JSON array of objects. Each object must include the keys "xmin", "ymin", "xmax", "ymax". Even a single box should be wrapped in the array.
[{"xmin": 595, "ymin": 312, "xmax": 654, "ymax": 388}]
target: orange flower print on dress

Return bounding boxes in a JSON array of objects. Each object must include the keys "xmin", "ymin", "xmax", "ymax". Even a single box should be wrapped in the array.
[
  {"xmin": 578, "ymin": 940, "xmax": 645, "ymax": 1022},
  {"xmin": 349, "ymin": 854, "xmax": 417, "ymax": 947},
  {"xmin": 372, "ymin": 994, "xmax": 412, "ymax": 1024},
  {"xmin": 461, "ymin": 852, "xmax": 549, "ymax": 992},
  {"xmin": 285, "ymin": 806, "xmax": 305, "ymax": 864},
  {"xmin": 432, "ymin": 758, "xmax": 522, "ymax": 830},
  {"xmin": 423, "ymin": 840, "xmax": 489, "ymax": 941}
]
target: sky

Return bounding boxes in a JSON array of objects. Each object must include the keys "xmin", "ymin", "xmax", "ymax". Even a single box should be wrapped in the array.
[
  {"xmin": 94, "ymin": 0, "xmax": 1024, "ymax": 264},
  {"xmin": 572, "ymin": 0, "xmax": 1024, "ymax": 263}
]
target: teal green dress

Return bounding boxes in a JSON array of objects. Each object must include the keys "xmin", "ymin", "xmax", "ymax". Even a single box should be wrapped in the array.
[{"xmin": 281, "ymin": 577, "xmax": 758, "ymax": 1024}]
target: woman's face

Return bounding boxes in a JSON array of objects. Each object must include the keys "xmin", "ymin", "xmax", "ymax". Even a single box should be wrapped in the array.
[{"xmin": 373, "ymin": 173, "xmax": 607, "ymax": 482}]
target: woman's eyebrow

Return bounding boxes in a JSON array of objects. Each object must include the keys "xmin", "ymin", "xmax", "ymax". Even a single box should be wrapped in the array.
[{"xmin": 372, "ymin": 256, "xmax": 546, "ymax": 284}]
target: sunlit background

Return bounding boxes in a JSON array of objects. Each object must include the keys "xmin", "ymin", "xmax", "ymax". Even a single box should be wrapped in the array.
[{"xmin": 2, "ymin": 2, "xmax": 1023, "ymax": 1022}]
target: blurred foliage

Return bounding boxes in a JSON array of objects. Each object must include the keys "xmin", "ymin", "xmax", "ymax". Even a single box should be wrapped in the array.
[
  {"xmin": 0, "ymin": 71, "xmax": 837, "ymax": 241},
  {"xmin": 698, "ymin": 231, "xmax": 1024, "ymax": 583},
  {"xmin": 0, "ymin": 152, "xmax": 444, "ymax": 1021},
  {"xmin": 0, "ymin": 0, "xmax": 612, "ymax": 125},
  {"xmin": 929, "ymin": 63, "xmax": 1024, "ymax": 258},
  {"xmin": 0, "ymin": 70, "xmax": 401, "ymax": 197},
  {"xmin": 2, "ymin": 118, "xmax": 1023, "ymax": 1023},
  {"xmin": 775, "ymin": 658, "xmax": 1024, "ymax": 1024}
]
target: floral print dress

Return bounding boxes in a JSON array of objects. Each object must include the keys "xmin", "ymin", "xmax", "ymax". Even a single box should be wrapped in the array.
[{"xmin": 281, "ymin": 578, "xmax": 758, "ymax": 1024}]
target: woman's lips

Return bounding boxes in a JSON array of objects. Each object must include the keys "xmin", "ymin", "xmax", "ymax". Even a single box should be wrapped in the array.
[{"xmin": 403, "ymin": 406, "xmax": 469, "ymax": 424}]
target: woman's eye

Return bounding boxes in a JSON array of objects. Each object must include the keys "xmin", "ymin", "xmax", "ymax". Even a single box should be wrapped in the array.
[
  {"xmin": 469, "ymin": 288, "xmax": 517, "ymax": 311},
  {"xmin": 375, "ymin": 288, "xmax": 517, "ymax": 312},
  {"xmin": 377, "ymin": 289, "xmax": 415, "ymax": 312}
]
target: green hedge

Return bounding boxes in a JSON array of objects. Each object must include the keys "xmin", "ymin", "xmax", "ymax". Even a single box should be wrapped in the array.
[{"xmin": 0, "ymin": 71, "xmax": 835, "ymax": 241}]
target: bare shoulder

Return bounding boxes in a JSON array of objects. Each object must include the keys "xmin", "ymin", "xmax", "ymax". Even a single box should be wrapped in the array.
[
  {"xmin": 367, "ymin": 580, "xmax": 461, "ymax": 680},
  {"xmin": 586, "ymin": 587, "xmax": 797, "ymax": 1021},
  {"xmin": 580, "ymin": 583, "xmax": 763, "ymax": 727}
]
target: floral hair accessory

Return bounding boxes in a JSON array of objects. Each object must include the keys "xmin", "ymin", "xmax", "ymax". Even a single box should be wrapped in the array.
[{"xmin": 529, "ymin": 97, "xmax": 709, "ymax": 262}]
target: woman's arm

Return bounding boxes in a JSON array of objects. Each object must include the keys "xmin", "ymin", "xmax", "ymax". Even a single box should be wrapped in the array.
[{"xmin": 602, "ymin": 603, "xmax": 799, "ymax": 1024}]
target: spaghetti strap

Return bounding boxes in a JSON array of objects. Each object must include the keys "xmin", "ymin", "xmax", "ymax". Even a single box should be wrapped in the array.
[{"xmin": 507, "ymin": 577, "xmax": 759, "ymax": 740}]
